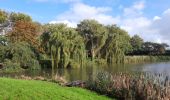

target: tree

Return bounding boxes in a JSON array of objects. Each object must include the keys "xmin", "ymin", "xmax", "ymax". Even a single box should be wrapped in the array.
[
  {"xmin": 9, "ymin": 12, "xmax": 32, "ymax": 22},
  {"xmin": 0, "ymin": 10, "xmax": 7, "ymax": 24},
  {"xmin": 0, "ymin": 45, "xmax": 6, "ymax": 62},
  {"xmin": 130, "ymin": 34, "xmax": 143, "ymax": 54},
  {"xmin": 101, "ymin": 25, "xmax": 132, "ymax": 63},
  {"xmin": 0, "ymin": 10, "xmax": 9, "ymax": 36},
  {"xmin": 7, "ymin": 20, "xmax": 43, "ymax": 52},
  {"xmin": 142, "ymin": 42, "xmax": 168, "ymax": 55},
  {"xmin": 1, "ymin": 42, "xmax": 40, "ymax": 70},
  {"xmin": 41, "ymin": 24, "xmax": 86, "ymax": 79},
  {"xmin": 77, "ymin": 19, "xmax": 108, "ymax": 60}
]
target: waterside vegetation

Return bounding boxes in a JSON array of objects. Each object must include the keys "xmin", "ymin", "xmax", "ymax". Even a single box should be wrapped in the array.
[
  {"xmin": 0, "ymin": 10, "xmax": 169, "ymax": 72},
  {"xmin": 86, "ymin": 72, "xmax": 170, "ymax": 100}
]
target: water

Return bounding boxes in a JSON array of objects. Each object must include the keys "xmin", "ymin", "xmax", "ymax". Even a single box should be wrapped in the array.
[{"xmin": 1, "ymin": 62, "xmax": 170, "ymax": 82}]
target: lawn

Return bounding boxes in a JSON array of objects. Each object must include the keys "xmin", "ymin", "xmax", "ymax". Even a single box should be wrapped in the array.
[{"xmin": 0, "ymin": 78, "xmax": 111, "ymax": 100}]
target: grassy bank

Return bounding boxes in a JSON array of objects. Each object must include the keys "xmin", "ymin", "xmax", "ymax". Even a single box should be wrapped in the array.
[
  {"xmin": 124, "ymin": 55, "xmax": 170, "ymax": 64},
  {"xmin": 0, "ymin": 78, "xmax": 111, "ymax": 100}
]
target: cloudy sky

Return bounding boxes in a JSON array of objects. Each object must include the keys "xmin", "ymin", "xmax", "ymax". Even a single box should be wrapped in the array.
[{"xmin": 0, "ymin": 0, "xmax": 170, "ymax": 44}]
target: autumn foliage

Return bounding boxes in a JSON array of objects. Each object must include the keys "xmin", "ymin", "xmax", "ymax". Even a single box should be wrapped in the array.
[{"xmin": 7, "ymin": 20, "xmax": 43, "ymax": 52}]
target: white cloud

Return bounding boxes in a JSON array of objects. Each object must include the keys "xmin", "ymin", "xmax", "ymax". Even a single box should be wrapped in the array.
[
  {"xmin": 50, "ymin": 2, "xmax": 120, "ymax": 26},
  {"xmin": 49, "ymin": 20, "xmax": 77, "ymax": 28},
  {"xmin": 120, "ymin": 1, "xmax": 153, "ymax": 39},
  {"xmin": 153, "ymin": 16, "xmax": 161, "ymax": 21},
  {"xmin": 121, "ymin": 7, "xmax": 170, "ymax": 45},
  {"xmin": 151, "ymin": 9, "xmax": 170, "ymax": 44},
  {"xmin": 119, "ymin": 1, "xmax": 170, "ymax": 45},
  {"xmin": 120, "ymin": 16, "xmax": 159, "ymax": 44},
  {"xmin": 133, "ymin": 1, "xmax": 145, "ymax": 10},
  {"xmin": 123, "ymin": 1, "xmax": 145, "ymax": 17},
  {"xmin": 163, "ymin": 9, "xmax": 170, "ymax": 15},
  {"xmin": 49, "ymin": 0, "xmax": 170, "ymax": 45}
]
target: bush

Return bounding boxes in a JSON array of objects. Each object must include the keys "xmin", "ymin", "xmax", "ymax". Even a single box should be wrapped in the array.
[
  {"xmin": 1, "ymin": 42, "xmax": 41, "ymax": 70},
  {"xmin": 3, "ymin": 59, "xmax": 22, "ymax": 72},
  {"xmin": 87, "ymin": 71, "xmax": 114, "ymax": 95},
  {"xmin": 26, "ymin": 59, "xmax": 41, "ymax": 70}
]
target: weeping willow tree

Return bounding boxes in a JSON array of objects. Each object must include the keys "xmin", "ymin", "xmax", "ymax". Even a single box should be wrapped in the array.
[
  {"xmin": 41, "ymin": 24, "xmax": 86, "ymax": 71},
  {"xmin": 101, "ymin": 25, "xmax": 132, "ymax": 64},
  {"xmin": 77, "ymin": 20, "xmax": 108, "ymax": 60}
]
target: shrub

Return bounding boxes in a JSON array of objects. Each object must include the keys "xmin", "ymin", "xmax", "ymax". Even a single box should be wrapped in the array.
[
  {"xmin": 3, "ymin": 59, "xmax": 22, "ymax": 72},
  {"xmin": 86, "ymin": 71, "xmax": 114, "ymax": 95},
  {"xmin": 1, "ymin": 42, "xmax": 41, "ymax": 70}
]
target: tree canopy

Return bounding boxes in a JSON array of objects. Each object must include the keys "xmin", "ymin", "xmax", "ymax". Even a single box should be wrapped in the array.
[
  {"xmin": 42, "ymin": 24, "xmax": 86, "ymax": 69},
  {"xmin": 130, "ymin": 34, "xmax": 143, "ymax": 54},
  {"xmin": 77, "ymin": 19, "xmax": 108, "ymax": 60}
]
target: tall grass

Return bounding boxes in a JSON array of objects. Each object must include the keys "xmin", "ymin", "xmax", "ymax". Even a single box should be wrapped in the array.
[
  {"xmin": 124, "ymin": 56, "xmax": 170, "ymax": 64},
  {"xmin": 86, "ymin": 72, "xmax": 170, "ymax": 100}
]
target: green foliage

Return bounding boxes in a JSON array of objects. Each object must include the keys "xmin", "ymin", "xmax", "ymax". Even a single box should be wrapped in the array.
[
  {"xmin": 0, "ymin": 35, "xmax": 7, "ymax": 46},
  {"xmin": 77, "ymin": 19, "xmax": 108, "ymax": 59},
  {"xmin": 67, "ymin": 60, "xmax": 81, "ymax": 68},
  {"xmin": 2, "ymin": 42, "xmax": 40, "ymax": 70},
  {"xmin": 0, "ymin": 45, "xmax": 6, "ymax": 62},
  {"xmin": 0, "ymin": 36, "xmax": 7, "ymax": 62},
  {"xmin": 3, "ymin": 59, "xmax": 21, "ymax": 72},
  {"xmin": 42, "ymin": 24, "xmax": 86, "ymax": 69},
  {"xmin": 130, "ymin": 34, "xmax": 143, "ymax": 51},
  {"xmin": 1, "ymin": 9, "xmax": 170, "ymax": 70},
  {"xmin": 9, "ymin": 12, "xmax": 32, "ymax": 22},
  {"xmin": 101, "ymin": 25, "xmax": 132, "ymax": 64},
  {"xmin": 142, "ymin": 42, "xmax": 167, "ymax": 55},
  {"xmin": 0, "ymin": 10, "xmax": 7, "ymax": 24},
  {"xmin": 94, "ymin": 58, "xmax": 107, "ymax": 66},
  {"xmin": 87, "ymin": 71, "xmax": 113, "ymax": 93}
]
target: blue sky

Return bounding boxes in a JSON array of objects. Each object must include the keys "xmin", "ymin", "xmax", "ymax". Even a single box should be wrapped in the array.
[
  {"xmin": 0, "ymin": 0, "xmax": 170, "ymax": 44},
  {"xmin": 0, "ymin": 0, "xmax": 169, "ymax": 23}
]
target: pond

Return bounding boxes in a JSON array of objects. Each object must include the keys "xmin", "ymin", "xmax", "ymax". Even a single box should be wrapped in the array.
[{"xmin": 1, "ymin": 61, "xmax": 170, "ymax": 82}]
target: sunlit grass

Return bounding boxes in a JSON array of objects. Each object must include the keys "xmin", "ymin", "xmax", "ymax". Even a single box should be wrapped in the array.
[{"xmin": 0, "ymin": 78, "xmax": 111, "ymax": 100}]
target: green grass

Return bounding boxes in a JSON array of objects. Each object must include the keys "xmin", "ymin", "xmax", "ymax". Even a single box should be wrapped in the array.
[{"xmin": 0, "ymin": 78, "xmax": 111, "ymax": 100}]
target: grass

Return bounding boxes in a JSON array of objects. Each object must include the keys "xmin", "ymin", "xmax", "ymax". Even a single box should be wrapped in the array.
[
  {"xmin": 0, "ymin": 78, "xmax": 111, "ymax": 100},
  {"xmin": 124, "ymin": 55, "xmax": 170, "ymax": 64}
]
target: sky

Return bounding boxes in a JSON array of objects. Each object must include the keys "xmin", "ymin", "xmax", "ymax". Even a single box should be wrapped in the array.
[{"xmin": 0, "ymin": 0, "xmax": 170, "ymax": 45}]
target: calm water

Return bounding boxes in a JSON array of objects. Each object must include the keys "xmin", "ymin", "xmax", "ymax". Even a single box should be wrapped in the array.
[{"xmin": 1, "ymin": 62, "xmax": 170, "ymax": 81}]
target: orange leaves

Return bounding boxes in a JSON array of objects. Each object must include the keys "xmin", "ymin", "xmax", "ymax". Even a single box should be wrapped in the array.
[{"xmin": 7, "ymin": 20, "xmax": 44, "ymax": 53}]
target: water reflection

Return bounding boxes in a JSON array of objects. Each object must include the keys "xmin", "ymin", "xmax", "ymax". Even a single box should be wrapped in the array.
[
  {"xmin": 139, "ymin": 62, "xmax": 170, "ymax": 75},
  {"xmin": 1, "ymin": 62, "xmax": 170, "ymax": 81}
]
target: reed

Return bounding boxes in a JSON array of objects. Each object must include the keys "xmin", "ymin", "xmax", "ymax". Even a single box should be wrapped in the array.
[
  {"xmin": 124, "ymin": 56, "xmax": 170, "ymax": 64},
  {"xmin": 86, "ymin": 72, "xmax": 170, "ymax": 100}
]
